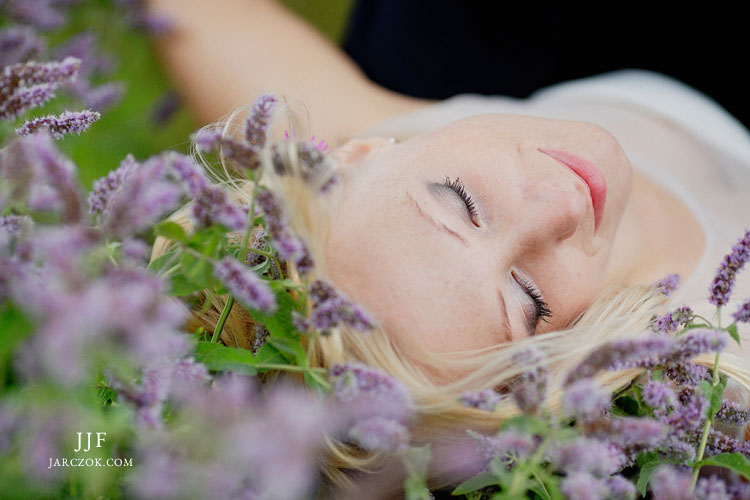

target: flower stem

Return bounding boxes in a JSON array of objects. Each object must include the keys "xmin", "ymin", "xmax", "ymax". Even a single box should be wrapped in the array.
[
  {"xmin": 211, "ymin": 296, "xmax": 234, "ymax": 343},
  {"xmin": 690, "ymin": 309, "xmax": 723, "ymax": 488}
]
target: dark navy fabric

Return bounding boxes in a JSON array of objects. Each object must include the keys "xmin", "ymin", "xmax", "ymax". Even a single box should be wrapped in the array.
[{"xmin": 343, "ymin": 2, "xmax": 748, "ymax": 129}]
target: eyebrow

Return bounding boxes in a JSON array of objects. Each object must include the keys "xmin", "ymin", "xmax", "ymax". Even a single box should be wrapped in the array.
[{"xmin": 406, "ymin": 189, "xmax": 513, "ymax": 342}]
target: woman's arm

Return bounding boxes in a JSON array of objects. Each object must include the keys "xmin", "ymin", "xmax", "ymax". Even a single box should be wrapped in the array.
[{"xmin": 146, "ymin": 0, "xmax": 430, "ymax": 143}]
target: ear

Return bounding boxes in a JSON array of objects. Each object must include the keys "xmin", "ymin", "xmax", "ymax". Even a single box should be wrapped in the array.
[{"xmin": 329, "ymin": 136, "xmax": 397, "ymax": 178}]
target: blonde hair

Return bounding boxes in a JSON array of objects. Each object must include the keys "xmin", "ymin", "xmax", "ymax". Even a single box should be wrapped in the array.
[{"xmin": 151, "ymin": 101, "xmax": 750, "ymax": 494}]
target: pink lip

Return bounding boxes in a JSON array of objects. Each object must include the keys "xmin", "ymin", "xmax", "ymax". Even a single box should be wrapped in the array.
[{"xmin": 537, "ymin": 148, "xmax": 607, "ymax": 232}]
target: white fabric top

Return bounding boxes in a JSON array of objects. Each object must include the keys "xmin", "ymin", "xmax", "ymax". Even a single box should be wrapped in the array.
[
  {"xmin": 358, "ymin": 70, "xmax": 750, "ymax": 422},
  {"xmin": 358, "ymin": 69, "xmax": 750, "ymax": 327}
]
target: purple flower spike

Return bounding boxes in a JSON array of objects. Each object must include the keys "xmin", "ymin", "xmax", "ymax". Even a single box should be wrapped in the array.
[
  {"xmin": 655, "ymin": 273, "xmax": 681, "ymax": 297},
  {"xmin": 732, "ymin": 299, "xmax": 750, "ymax": 323},
  {"xmin": 510, "ymin": 347, "xmax": 549, "ymax": 414},
  {"xmin": 83, "ymin": 82, "xmax": 126, "ymax": 112},
  {"xmin": 16, "ymin": 109, "xmax": 100, "ymax": 139},
  {"xmin": 650, "ymin": 465, "xmax": 694, "ymax": 499},
  {"xmin": 347, "ymin": 416, "xmax": 410, "ymax": 453},
  {"xmin": 709, "ymin": 229, "xmax": 750, "ymax": 307},
  {"xmin": 672, "ymin": 329, "xmax": 727, "ymax": 360},
  {"xmin": 244, "ymin": 93, "xmax": 276, "ymax": 152},
  {"xmin": 330, "ymin": 362, "xmax": 411, "ymax": 407},
  {"xmin": 606, "ymin": 475, "xmax": 636, "ymax": 500},
  {"xmin": 459, "ymin": 389, "xmax": 503, "ymax": 411},
  {"xmin": 547, "ymin": 437, "xmax": 622, "ymax": 476},
  {"xmin": 88, "ymin": 154, "xmax": 140, "ymax": 215},
  {"xmin": 642, "ymin": 380, "xmax": 678, "ymax": 417},
  {"xmin": 4, "ymin": 0, "xmax": 67, "ymax": 31},
  {"xmin": 193, "ymin": 128, "xmax": 222, "ymax": 152},
  {"xmin": 0, "ymin": 84, "xmax": 56, "ymax": 122},
  {"xmin": 307, "ymin": 279, "xmax": 376, "ymax": 334},
  {"xmin": 468, "ymin": 429, "xmax": 536, "ymax": 467},
  {"xmin": 0, "ymin": 26, "xmax": 46, "ymax": 67},
  {"xmin": 649, "ymin": 306, "xmax": 693, "ymax": 335},
  {"xmin": 715, "ymin": 400, "xmax": 750, "ymax": 426},
  {"xmin": 562, "ymin": 378, "xmax": 611, "ymax": 422},
  {"xmin": 560, "ymin": 471, "xmax": 609, "ymax": 500},
  {"xmin": 695, "ymin": 476, "xmax": 730, "ymax": 500},
  {"xmin": 213, "ymin": 257, "xmax": 277, "ymax": 314}
]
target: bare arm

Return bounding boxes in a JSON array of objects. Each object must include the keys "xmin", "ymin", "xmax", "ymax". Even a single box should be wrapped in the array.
[{"xmin": 146, "ymin": 0, "xmax": 431, "ymax": 143}]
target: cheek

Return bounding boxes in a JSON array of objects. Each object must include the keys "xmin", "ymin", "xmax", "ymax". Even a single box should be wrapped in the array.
[{"xmin": 324, "ymin": 205, "xmax": 498, "ymax": 352}]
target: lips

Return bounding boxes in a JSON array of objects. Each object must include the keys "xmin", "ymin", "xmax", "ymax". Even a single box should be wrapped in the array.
[{"xmin": 537, "ymin": 148, "xmax": 607, "ymax": 232}]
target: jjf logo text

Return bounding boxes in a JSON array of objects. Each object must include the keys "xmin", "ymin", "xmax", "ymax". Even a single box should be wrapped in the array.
[{"xmin": 74, "ymin": 432, "xmax": 106, "ymax": 453}]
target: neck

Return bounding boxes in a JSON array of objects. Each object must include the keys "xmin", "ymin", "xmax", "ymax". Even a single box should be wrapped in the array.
[{"xmin": 606, "ymin": 169, "xmax": 705, "ymax": 288}]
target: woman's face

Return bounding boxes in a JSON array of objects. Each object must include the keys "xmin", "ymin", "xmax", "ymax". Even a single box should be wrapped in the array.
[{"xmin": 324, "ymin": 114, "xmax": 634, "ymax": 352}]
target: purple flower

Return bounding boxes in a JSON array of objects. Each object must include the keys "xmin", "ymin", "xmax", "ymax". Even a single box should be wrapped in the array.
[
  {"xmin": 213, "ymin": 257, "xmax": 277, "ymax": 314},
  {"xmin": 650, "ymin": 306, "xmax": 693, "ymax": 334},
  {"xmin": 606, "ymin": 475, "xmax": 637, "ymax": 500},
  {"xmin": 671, "ymin": 329, "xmax": 727, "ymax": 360},
  {"xmin": 102, "ymin": 154, "xmax": 183, "ymax": 238},
  {"xmin": 459, "ymin": 389, "xmax": 503, "ymax": 411},
  {"xmin": 591, "ymin": 417, "xmax": 668, "ymax": 449},
  {"xmin": 347, "ymin": 416, "xmax": 410, "ymax": 453},
  {"xmin": 15, "ymin": 109, "xmax": 100, "ymax": 139},
  {"xmin": 0, "ymin": 132, "xmax": 85, "ymax": 223},
  {"xmin": 0, "ymin": 84, "xmax": 56, "ymax": 122},
  {"xmin": 547, "ymin": 437, "xmax": 622, "ymax": 477},
  {"xmin": 4, "ymin": 0, "xmax": 67, "ymax": 31},
  {"xmin": 562, "ymin": 378, "xmax": 611, "ymax": 422},
  {"xmin": 732, "ymin": 299, "xmax": 750, "ymax": 323},
  {"xmin": 650, "ymin": 465, "xmax": 694, "ymax": 500},
  {"xmin": 565, "ymin": 335, "xmax": 675, "ymax": 385},
  {"xmin": 82, "ymin": 82, "xmax": 126, "ymax": 112},
  {"xmin": 0, "ymin": 26, "xmax": 45, "ymax": 67},
  {"xmin": 190, "ymin": 185, "xmax": 247, "ymax": 232},
  {"xmin": 560, "ymin": 471, "xmax": 609, "ymax": 500},
  {"xmin": 244, "ymin": 93, "xmax": 276, "ymax": 152},
  {"xmin": 510, "ymin": 347, "xmax": 548, "ymax": 414},
  {"xmin": 88, "ymin": 154, "xmax": 140, "ymax": 215},
  {"xmin": 709, "ymin": 229, "xmax": 750, "ymax": 307},
  {"xmin": 468, "ymin": 429, "xmax": 537, "ymax": 467},
  {"xmin": 0, "ymin": 57, "xmax": 80, "ymax": 120},
  {"xmin": 193, "ymin": 128, "xmax": 222, "ymax": 152},
  {"xmin": 695, "ymin": 476, "xmax": 730, "ymax": 500},
  {"xmin": 255, "ymin": 189, "xmax": 306, "ymax": 260},
  {"xmin": 643, "ymin": 380, "xmax": 678, "ymax": 416},
  {"xmin": 655, "ymin": 273, "xmax": 681, "ymax": 297},
  {"xmin": 151, "ymin": 89, "xmax": 181, "ymax": 125},
  {"xmin": 665, "ymin": 362, "xmax": 711, "ymax": 387},
  {"xmin": 306, "ymin": 279, "xmax": 376, "ymax": 334},
  {"xmin": 715, "ymin": 400, "xmax": 750, "ymax": 425}
]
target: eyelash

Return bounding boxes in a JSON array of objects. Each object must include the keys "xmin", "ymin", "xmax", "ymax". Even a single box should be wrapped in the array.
[
  {"xmin": 441, "ymin": 176, "xmax": 479, "ymax": 223},
  {"xmin": 512, "ymin": 270, "xmax": 553, "ymax": 329}
]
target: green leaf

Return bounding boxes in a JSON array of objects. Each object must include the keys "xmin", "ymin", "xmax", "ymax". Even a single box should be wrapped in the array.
[
  {"xmin": 253, "ymin": 342, "xmax": 286, "ymax": 365},
  {"xmin": 697, "ymin": 453, "xmax": 750, "ymax": 480},
  {"xmin": 154, "ymin": 220, "xmax": 187, "ymax": 243},
  {"xmin": 194, "ymin": 342, "xmax": 257, "ymax": 376},
  {"xmin": 147, "ymin": 249, "xmax": 178, "ymax": 272},
  {"xmin": 727, "ymin": 323, "xmax": 740, "ymax": 345},
  {"xmin": 498, "ymin": 415, "xmax": 549, "ymax": 436},
  {"xmin": 702, "ymin": 376, "xmax": 727, "ymax": 418},
  {"xmin": 637, "ymin": 460, "xmax": 681, "ymax": 496},
  {"xmin": 452, "ymin": 470, "xmax": 499, "ymax": 495},
  {"xmin": 168, "ymin": 272, "xmax": 206, "ymax": 296},
  {"xmin": 0, "ymin": 304, "xmax": 34, "ymax": 387}
]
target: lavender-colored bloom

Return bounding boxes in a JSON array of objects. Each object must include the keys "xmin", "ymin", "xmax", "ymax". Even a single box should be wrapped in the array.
[
  {"xmin": 703, "ymin": 428, "xmax": 749, "ymax": 457},
  {"xmin": 244, "ymin": 93, "xmax": 276, "ymax": 152},
  {"xmin": 4, "ymin": 0, "xmax": 67, "ymax": 31},
  {"xmin": 88, "ymin": 154, "xmax": 140, "ymax": 215},
  {"xmin": 547, "ymin": 437, "xmax": 622, "ymax": 477},
  {"xmin": 695, "ymin": 476, "xmax": 730, "ymax": 500},
  {"xmin": 213, "ymin": 257, "xmax": 277, "ymax": 314},
  {"xmin": 0, "ymin": 57, "xmax": 80, "ymax": 89},
  {"xmin": 665, "ymin": 362, "xmax": 711, "ymax": 387},
  {"xmin": 102, "ymin": 154, "xmax": 183, "ymax": 237},
  {"xmin": 655, "ymin": 273, "xmax": 681, "ymax": 297},
  {"xmin": 650, "ymin": 306, "xmax": 693, "ymax": 334},
  {"xmin": 562, "ymin": 378, "xmax": 611, "ymax": 422},
  {"xmin": 662, "ymin": 387, "xmax": 709, "ymax": 437},
  {"xmin": 671, "ymin": 329, "xmax": 727, "ymax": 360},
  {"xmin": 0, "ymin": 26, "xmax": 45, "ymax": 67},
  {"xmin": 459, "ymin": 389, "xmax": 503, "ymax": 411},
  {"xmin": 709, "ymin": 229, "xmax": 750, "ymax": 306},
  {"xmin": 468, "ymin": 429, "xmax": 536, "ymax": 467},
  {"xmin": 732, "ymin": 299, "xmax": 750, "ymax": 323},
  {"xmin": 82, "ymin": 82, "xmax": 126, "ymax": 112},
  {"xmin": 591, "ymin": 417, "xmax": 668, "ymax": 449},
  {"xmin": 251, "ymin": 324, "xmax": 269, "ymax": 354},
  {"xmin": 560, "ymin": 471, "xmax": 609, "ymax": 500},
  {"xmin": 0, "ymin": 131, "xmax": 85, "ymax": 223},
  {"xmin": 565, "ymin": 335, "xmax": 675, "ymax": 385},
  {"xmin": 255, "ymin": 189, "xmax": 306, "ymax": 259},
  {"xmin": 121, "ymin": 237, "xmax": 151, "ymax": 262},
  {"xmin": 650, "ymin": 465, "xmax": 694, "ymax": 500},
  {"xmin": 330, "ymin": 362, "xmax": 411, "ymax": 407},
  {"xmin": 606, "ymin": 475, "xmax": 637, "ymax": 500},
  {"xmin": 191, "ymin": 185, "xmax": 247, "ymax": 232},
  {"xmin": 347, "ymin": 416, "xmax": 410, "ymax": 453},
  {"xmin": 510, "ymin": 347, "xmax": 549, "ymax": 414},
  {"xmin": 193, "ymin": 128, "xmax": 222, "ymax": 152},
  {"xmin": 643, "ymin": 380, "xmax": 678, "ymax": 416},
  {"xmin": 715, "ymin": 399, "xmax": 750, "ymax": 425},
  {"xmin": 16, "ymin": 109, "xmax": 100, "ymax": 139},
  {"xmin": 0, "ymin": 84, "xmax": 56, "ymax": 121},
  {"xmin": 151, "ymin": 89, "xmax": 181, "ymax": 125},
  {"xmin": 306, "ymin": 279, "xmax": 376, "ymax": 334}
]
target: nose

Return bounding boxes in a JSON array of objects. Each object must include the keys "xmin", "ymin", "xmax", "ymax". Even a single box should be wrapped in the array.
[{"xmin": 517, "ymin": 179, "xmax": 588, "ymax": 249}]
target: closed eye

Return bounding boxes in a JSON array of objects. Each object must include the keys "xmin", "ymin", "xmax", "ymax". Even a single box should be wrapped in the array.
[{"xmin": 441, "ymin": 176, "xmax": 480, "ymax": 227}]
